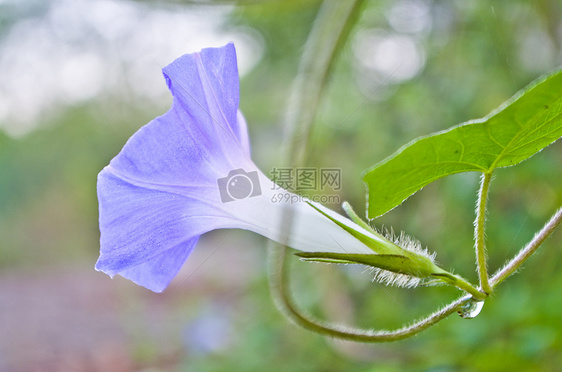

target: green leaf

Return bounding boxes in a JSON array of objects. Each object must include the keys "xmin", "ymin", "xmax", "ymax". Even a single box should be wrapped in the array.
[{"xmin": 363, "ymin": 69, "xmax": 562, "ymax": 218}]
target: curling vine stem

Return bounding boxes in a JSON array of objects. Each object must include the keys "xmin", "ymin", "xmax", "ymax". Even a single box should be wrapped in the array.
[{"xmin": 267, "ymin": 0, "xmax": 468, "ymax": 342}]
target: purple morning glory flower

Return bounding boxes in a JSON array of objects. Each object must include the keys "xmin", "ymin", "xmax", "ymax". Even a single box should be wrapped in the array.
[{"xmin": 95, "ymin": 43, "xmax": 430, "ymax": 292}]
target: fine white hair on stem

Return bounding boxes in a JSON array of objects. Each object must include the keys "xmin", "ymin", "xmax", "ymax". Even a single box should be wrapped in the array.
[
  {"xmin": 383, "ymin": 228, "xmax": 436, "ymax": 261},
  {"xmin": 366, "ymin": 266, "xmax": 422, "ymax": 288},
  {"xmin": 365, "ymin": 228, "xmax": 437, "ymax": 288}
]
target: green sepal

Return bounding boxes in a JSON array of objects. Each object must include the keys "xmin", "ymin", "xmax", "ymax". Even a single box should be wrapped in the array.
[
  {"xmin": 295, "ymin": 252, "xmax": 418, "ymax": 276},
  {"xmin": 307, "ymin": 202, "xmax": 397, "ymax": 255},
  {"xmin": 304, "ymin": 203, "xmax": 484, "ymax": 295},
  {"xmin": 295, "ymin": 251, "xmax": 481, "ymax": 295},
  {"xmin": 341, "ymin": 201, "xmax": 377, "ymax": 234},
  {"xmin": 307, "ymin": 201, "xmax": 445, "ymax": 278}
]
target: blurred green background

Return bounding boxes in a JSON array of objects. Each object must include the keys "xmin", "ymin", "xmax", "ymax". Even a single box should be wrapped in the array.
[{"xmin": 0, "ymin": 0, "xmax": 561, "ymax": 371}]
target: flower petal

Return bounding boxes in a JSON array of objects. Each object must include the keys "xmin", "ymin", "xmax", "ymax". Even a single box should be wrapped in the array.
[
  {"xmin": 235, "ymin": 110, "xmax": 251, "ymax": 156},
  {"xmin": 163, "ymin": 42, "xmax": 250, "ymax": 161},
  {"xmin": 96, "ymin": 43, "xmax": 257, "ymax": 291},
  {"xmin": 110, "ymin": 43, "xmax": 252, "ymax": 188},
  {"xmin": 117, "ymin": 238, "xmax": 198, "ymax": 293},
  {"xmin": 96, "ymin": 43, "xmax": 379, "ymax": 293},
  {"xmin": 95, "ymin": 169, "xmax": 245, "ymax": 286}
]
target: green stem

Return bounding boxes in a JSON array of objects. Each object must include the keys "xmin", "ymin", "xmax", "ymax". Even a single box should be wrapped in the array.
[
  {"xmin": 282, "ymin": 0, "xmax": 365, "ymax": 166},
  {"xmin": 454, "ymin": 276, "xmax": 486, "ymax": 300},
  {"xmin": 267, "ymin": 0, "xmax": 467, "ymax": 342},
  {"xmin": 475, "ymin": 172, "xmax": 493, "ymax": 295},
  {"xmin": 268, "ymin": 0, "xmax": 474, "ymax": 342},
  {"xmin": 268, "ymin": 243, "xmax": 467, "ymax": 342},
  {"xmin": 435, "ymin": 271, "xmax": 487, "ymax": 301},
  {"xmin": 490, "ymin": 206, "xmax": 562, "ymax": 288}
]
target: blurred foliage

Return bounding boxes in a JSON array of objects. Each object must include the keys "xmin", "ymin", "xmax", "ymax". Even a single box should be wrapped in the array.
[{"xmin": 0, "ymin": 0, "xmax": 561, "ymax": 370}]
